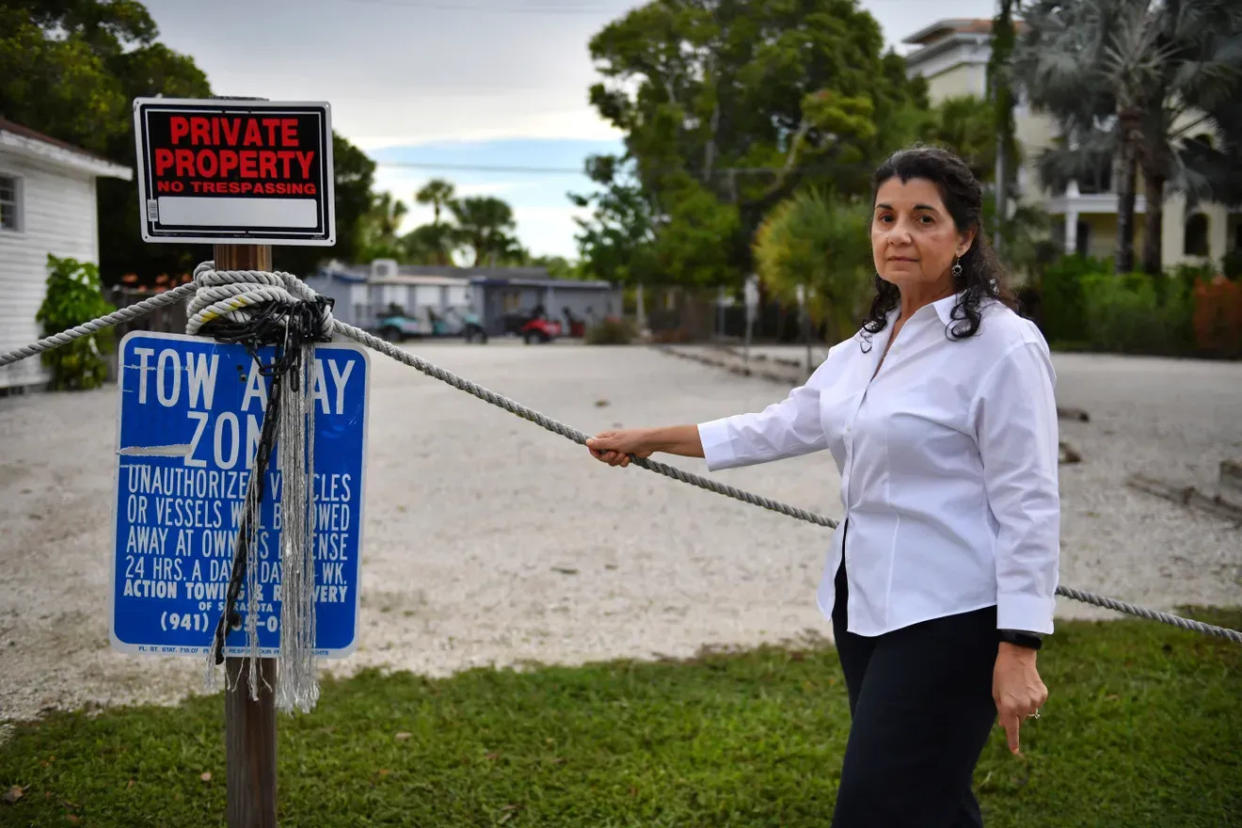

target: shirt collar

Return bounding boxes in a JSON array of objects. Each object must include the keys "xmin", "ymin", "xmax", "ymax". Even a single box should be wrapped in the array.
[
  {"xmin": 877, "ymin": 291, "xmax": 967, "ymax": 335},
  {"xmin": 931, "ymin": 292, "xmax": 962, "ymax": 326}
]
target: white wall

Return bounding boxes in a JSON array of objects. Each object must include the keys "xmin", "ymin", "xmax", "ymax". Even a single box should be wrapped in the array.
[{"xmin": 0, "ymin": 151, "xmax": 100, "ymax": 388}]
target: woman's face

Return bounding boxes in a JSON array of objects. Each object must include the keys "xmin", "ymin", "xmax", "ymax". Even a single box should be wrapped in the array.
[{"xmin": 871, "ymin": 176, "xmax": 975, "ymax": 295}]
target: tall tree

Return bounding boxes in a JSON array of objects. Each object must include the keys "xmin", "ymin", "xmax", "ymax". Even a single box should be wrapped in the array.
[
  {"xmin": 356, "ymin": 192, "xmax": 408, "ymax": 262},
  {"xmin": 1017, "ymin": 0, "xmax": 1242, "ymax": 274},
  {"xmin": 570, "ymin": 155, "xmax": 660, "ymax": 287},
  {"xmin": 3, "ymin": 0, "xmax": 384, "ymax": 281},
  {"xmin": 1, "ymin": 0, "xmax": 212, "ymax": 283},
  {"xmin": 586, "ymin": 0, "xmax": 926, "ymax": 287},
  {"xmin": 415, "ymin": 178, "xmax": 456, "ymax": 227},
  {"xmin": 412, "ymin": 178, "xmax": 457, "ymax": 265},
  {"xmin": 1016, "ymin": 0, "xmax": 1142, "ymax": 272},
  {"xmin": 275, "ymin": 133, "xmax": 377, "ymax": 275},
  {"xmin": 449, "ymin": 196, "xmax": 520, "ymax": 267},
  {"xmin": 1129, "ymin": 0, "xmax": 1242, "ymax": 273},
  {"xmin": 928, "ymin": 96, "xmax": 999, "ymax": 183},
  {"xmin": 988, "ymin": 0, "xmax": 1019, "ymax": 254}
]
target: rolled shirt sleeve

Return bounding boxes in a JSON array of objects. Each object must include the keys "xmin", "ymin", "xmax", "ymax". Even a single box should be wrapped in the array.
[
  {"xmin": 698, "ymin": 360, "xmax": 834, "ymax": 472},
  {"xmin": 972, "ymin": 340, "xmax": 1061, "ymax": 633}
]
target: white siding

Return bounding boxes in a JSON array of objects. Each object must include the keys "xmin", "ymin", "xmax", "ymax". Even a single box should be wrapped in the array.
[
  {"xmin": 380, "ymin": 284, "xmax": 406, "ymax": 309},
  {"xmin": 0, "ymin": 151, "xmax": 100, "ymax": 388},
  {"xmin": 413, "ymin": 285, "xmax": 440, "ymax": 308}
]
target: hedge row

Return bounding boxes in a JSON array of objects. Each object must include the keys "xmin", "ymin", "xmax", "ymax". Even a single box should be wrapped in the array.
[{"xmin": 1030, "ymin": 255, "xmax": 1241, "ymax": 359}]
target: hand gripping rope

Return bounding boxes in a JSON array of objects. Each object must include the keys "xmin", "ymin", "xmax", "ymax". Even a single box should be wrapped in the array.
[{"xmin": 2, "ymin": 264, "xmax": 1239, "ymax": 649}]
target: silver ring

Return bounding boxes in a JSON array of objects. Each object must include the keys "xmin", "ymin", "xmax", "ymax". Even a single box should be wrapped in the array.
[{"xmin": 1027, "ymin": 710, "xmax": 1041, "ymax": 720}]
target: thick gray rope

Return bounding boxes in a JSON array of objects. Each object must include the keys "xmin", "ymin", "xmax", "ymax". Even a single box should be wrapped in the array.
[
  {"xmin": 1053, "ymin": 586, "xmax": 1239, "ymax": 641},
  {"xmin": 336, "ymin": 322, "xmax": 1242, "ymax": 645},
  {"xmin": 0, "ymin": 281, "xmax": 199, "ymax": 369},
  {"xmin": 2, "ymin": 265, "xmax": 1239, "ymax": 644},
  {"xmin": 333, "ymin": 319, "xmax": 836, "ymax": 529}
]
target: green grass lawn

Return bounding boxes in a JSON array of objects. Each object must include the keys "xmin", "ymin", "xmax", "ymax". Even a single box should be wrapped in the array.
[{"xmin": 2, "ymin": 610, "xmax": 1239, "ymax": 827}]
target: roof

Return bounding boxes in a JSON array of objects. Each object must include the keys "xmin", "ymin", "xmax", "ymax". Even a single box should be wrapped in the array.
[
  {"xmin": 371, "ymin": 274, "xmax": 471, "ymax": 287},
  {"xmin": 468, "ymin": 276, "xmax": 614, "ymax": 290},
  {"xmin": 0, "ymin": 118, "xmax": 132, "ymax": 180},
  {"xmin": 316, "ymin": 262, "xmax": 615, "ymax": 290},
  {"xmin": 902, "ymin": 18, "xmax": 994, "ymax": 46}
]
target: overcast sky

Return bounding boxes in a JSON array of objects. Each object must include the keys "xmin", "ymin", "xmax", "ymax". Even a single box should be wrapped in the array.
[{"xmin": 144, "ymin": 0, "xmax": 1000, "ymax": 260}]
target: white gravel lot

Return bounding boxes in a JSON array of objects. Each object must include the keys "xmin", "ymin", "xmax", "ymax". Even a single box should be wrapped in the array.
[{"xmin": 1, "ymin": 341, "xmax": 1239, "ymax": 722}]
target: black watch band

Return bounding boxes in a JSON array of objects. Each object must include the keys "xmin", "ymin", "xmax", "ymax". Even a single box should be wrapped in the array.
[{"xmin": 998, "ymin": 629, "xmax": 1043, "ymax": 651}]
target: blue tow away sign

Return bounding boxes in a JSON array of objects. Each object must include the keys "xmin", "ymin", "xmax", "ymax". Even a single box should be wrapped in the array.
[{"xmin": 111, "ymin": 332, "xmax": 368, "ymax": 657}]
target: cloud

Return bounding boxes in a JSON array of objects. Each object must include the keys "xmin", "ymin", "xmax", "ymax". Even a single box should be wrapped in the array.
[
  {"xmin": 512, "ymin": 204, "xmax": 593, "ymax": 260},
  {"xmin": 353, "ymin": 108, "xmax": 622, "ymax": 151}
]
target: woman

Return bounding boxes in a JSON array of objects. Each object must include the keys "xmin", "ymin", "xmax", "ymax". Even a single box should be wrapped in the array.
[{"xmin": 586, "ymin": 146, "xmax": 1057, "ymax": 827}]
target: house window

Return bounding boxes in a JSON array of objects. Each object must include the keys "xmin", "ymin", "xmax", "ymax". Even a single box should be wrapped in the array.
[
  {"xmin": 1077, "ymin": 161, "xmax": 1112, "ymax": 195},
  {"xmin": 0, "ymin": 175, "xmax": 20, "ymax": 231},
  {"xmin": 1184, "ymin": 213, "xmax": 1209, "ymax": 256}
]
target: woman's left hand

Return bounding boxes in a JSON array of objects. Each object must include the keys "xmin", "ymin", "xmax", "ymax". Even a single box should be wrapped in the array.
[{"xmin": 992, "ymin": 643, "xmax": 1048, "ymax": 755}]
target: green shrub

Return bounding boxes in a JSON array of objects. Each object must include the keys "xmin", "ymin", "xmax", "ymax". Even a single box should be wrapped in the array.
[
  {"xmin": 1221, "ymin": 249, "xmax": 1242, "ymax": 280},
  {"xmin": 1079, "ymin": 270, "xmax": 1194, "ymax": 356},
  {"xmin": 584, "ymin": 316, "xmax": 636, "ymax": 345},
  {"xmin": 35, "ymin": 254, "xmax": 115, "ymax": 389},
  {"xmin": 753, "ymin": 189, "xmax": 872, "ymax": 344},
  {"xmin": 1036, "ymin": 254, "xmax": 1109, "ymax": 343}
]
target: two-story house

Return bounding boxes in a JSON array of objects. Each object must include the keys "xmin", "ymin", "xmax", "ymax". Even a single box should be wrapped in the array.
[{"xmin": 902, "ymin": 18, "xmax": 1240, "ymax": 269}]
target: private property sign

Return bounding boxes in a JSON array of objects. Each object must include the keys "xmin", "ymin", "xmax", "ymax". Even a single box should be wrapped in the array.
[
  {"xmin": 111, "ymin": 332, "xmax": 368, "ymax": 657},
  {"xmin": 133, "ymin": 98, "xmax": 334, "ymax": 245}
]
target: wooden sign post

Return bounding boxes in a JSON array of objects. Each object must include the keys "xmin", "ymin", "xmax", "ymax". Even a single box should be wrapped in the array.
[
  {"xmin": 215, "ymin": 243, "xmax": 278, "ymax": 828},
  {"xmin": 129, "ymin": 97, "xmax": 339, "ymax": 828}
]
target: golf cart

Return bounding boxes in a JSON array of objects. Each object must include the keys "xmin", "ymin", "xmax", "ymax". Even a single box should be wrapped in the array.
[
  {"xmin": 427, "ymin": 307, "xmax": 489, "ymax": 343},
  {"xmin": 517, "ymin": 304, "xmax": 562, "ymax": 344},
  {"xmin": 376, "ymin": 304, "xmax": 430, "ymax": 342}
]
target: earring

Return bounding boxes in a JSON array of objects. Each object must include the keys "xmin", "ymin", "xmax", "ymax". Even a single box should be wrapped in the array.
[{"xmin": 951, "ymin": 258, "xmax": 963, "ymax": 278}]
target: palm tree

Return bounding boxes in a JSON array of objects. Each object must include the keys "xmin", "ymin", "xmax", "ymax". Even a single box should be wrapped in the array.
[
  {"xmin": 1016, "ymin": 0, "xmax": 1147, "ymax": 273},
  {"xmin": 414, "ymin": 179, "xmax": 458, "ymax": 265},
  {"xmin": 1017, "ymin": 0, "xmax": 1242, "ymax": 274},
  {"xmin": 449, "ymin": 196, "xmax": 520, "ymax": 267},
  {"xmin": 416, "ymin": 179, "xmax": 456, "ymax": 227},
  {"xmin": 1128, "ymin": 0, "xmax": 1242, "ymax": 273},
  {"xmin": 753, "ymin": 189, "xmax": 872, "ymax": 344},
  {"xmin": 928, "ymin": 95, "xmax": 999, "ymax": 184},
  {"xmin": 358, "ymin": 192, "xmax": 408, "ymax": 261}
]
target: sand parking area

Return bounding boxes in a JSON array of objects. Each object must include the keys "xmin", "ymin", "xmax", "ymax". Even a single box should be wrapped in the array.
[{"xmin": 1, "ymin": 341, "xmax": 1239, "ymax": 722}]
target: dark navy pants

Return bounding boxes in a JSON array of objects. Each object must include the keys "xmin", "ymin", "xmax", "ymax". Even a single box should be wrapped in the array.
[{"xmin": 830, "ymin": 524, "xmax": 999, "ymax": 828}]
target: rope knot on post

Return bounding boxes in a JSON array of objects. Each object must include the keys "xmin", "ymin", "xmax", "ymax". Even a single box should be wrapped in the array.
[
  {"xmin": 188, "ymin": 261, "xmax": 335, "ymax": 342},
  {"xmin": 190, "ymin": 260, "xmax": 334, "ymax": 713}
]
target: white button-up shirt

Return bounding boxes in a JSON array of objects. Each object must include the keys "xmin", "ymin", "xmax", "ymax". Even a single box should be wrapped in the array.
[{"xmin": 697, "ymin": 294, "xmax": 1060, "ymax": 636}]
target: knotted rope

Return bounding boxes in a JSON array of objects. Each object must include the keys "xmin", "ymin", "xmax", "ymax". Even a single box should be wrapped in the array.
[{"xmin": 188, "ymin": 261, "xmax": 334, "ymax": 712}]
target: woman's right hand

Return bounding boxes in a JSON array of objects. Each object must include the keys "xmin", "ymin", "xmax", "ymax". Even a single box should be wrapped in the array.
[{"xmin": 586, "ymin": 429, "xmax": 654, "ymax": 467}]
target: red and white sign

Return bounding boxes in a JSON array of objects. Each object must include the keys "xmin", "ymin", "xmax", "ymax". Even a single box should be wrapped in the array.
[{"xmin": 133, "ymin": 98, "xmax": 335, "ymax": 245}]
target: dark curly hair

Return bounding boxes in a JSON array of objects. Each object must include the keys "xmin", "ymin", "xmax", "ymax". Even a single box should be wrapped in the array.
[{"xmin": 861, "ymin": 146, "xmax": 1016, "ymax": 348}]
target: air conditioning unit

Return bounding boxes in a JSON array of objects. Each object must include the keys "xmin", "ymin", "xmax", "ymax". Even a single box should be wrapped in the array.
[{"xmin": 370, "ymin": 258, "xmax": 398, "ymax": 280}]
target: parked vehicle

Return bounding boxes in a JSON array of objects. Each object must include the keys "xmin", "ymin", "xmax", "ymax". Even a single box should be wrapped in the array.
[
  {"xmin": 508, "ymin": 304, "xmax": 560, "ymax": 343},
  {"xmin": 377, "ymin": 306, "xmax": 431, "ymax": 342},
  {"xmin": 427, "ymin": 307, "xmax": 488, "ymax": 343},
  {"xmin": 521, "ymin": 315, "xmax": 562, "ymax": 344}
]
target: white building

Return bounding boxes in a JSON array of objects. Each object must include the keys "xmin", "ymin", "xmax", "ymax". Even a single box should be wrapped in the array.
[
  {"xmin": 0, "ymin": 118, "xmax": 132, "ymax": 389},
  {"xmin": 903, "ymin": 18, "xmax": 1241, "ymax": 268}
]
